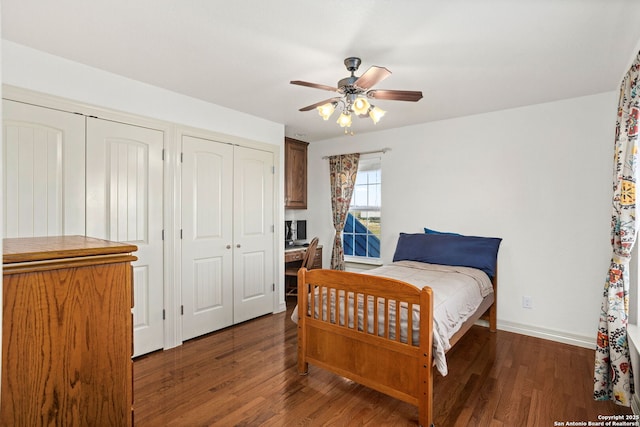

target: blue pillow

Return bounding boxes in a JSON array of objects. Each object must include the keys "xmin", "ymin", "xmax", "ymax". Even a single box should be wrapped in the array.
[
  {"xmin": 393, "ymin": 233, "xmax": 502, "ymax": 278},
  {"xmin": 424, "ymin": 227, "xmax": 462, "ymax": 236}
]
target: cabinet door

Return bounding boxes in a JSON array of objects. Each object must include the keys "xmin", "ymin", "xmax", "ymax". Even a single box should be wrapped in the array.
[
  {"xmin": 3, "ymin": 100, "xmax": 85, "ymax": 237},
  {"xmin": 86, "ymin": 118, "xmax": 165, "ymax": 357},
  {"xmin": 284, "ymin": 138, "xmax": 308, "ymax": 209},
  {"xmin": 181, "ymin": 135, "xmax": 234, "ymax": 340},
  {"xmin": 233, "ymin": 146, "xmax": 274, "ymax": 323}
]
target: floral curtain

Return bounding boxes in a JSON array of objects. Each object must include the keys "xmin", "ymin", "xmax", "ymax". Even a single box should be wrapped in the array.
[
  {"xmin": 328, "ymin": 153, "xmax": 360, "ymax": 270},
  {"xmin": 594, "ymin": 52, "xmax": 640, "ymax": 406}
]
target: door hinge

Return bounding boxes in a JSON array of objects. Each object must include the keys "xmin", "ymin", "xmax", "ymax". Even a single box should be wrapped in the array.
[
  {"xmin": 272, "ymin": 283, "xmax": 275, "ymax": 292},
  {"xmin": 180, "ymin": 152, "xmax": 184, "ymax": 163},
  {"xmin": 162, "ymin": 229, "xmax": 165, "ymax": 240},
  {"xmin": 181, "ymin": 305, "xmax": 184, "ymax": 315},
  {"xmin": 180, "ymin": 229, "xmax": 183, "ymax": 239},
  {"xmin": 162, "ymin": 309, "xmax": 166, "ymax": 320},
  {"xmin": 162, "ymin": 148, "xmax": 165, "ymax": 161},
  {"xmin": 271, "ymin": 224, "xmax": 274, "ymax": 232},
  {"xmin": 271, "ymin": 166, "xmax": 275, "ymax": 174}
]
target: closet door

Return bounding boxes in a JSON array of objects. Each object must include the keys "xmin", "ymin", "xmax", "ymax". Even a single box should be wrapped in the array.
[
  {"xmin": 181, "ymin": 136, "xmax": 234, "ymax": 340},
  {"xmin": 3, "ymin": 100, "xmax": 85, "ymax": 237},
  {"xmin": 86, "ymin": 118, "xmax": 165, "ymax": 357},
  {"xmin": 233, "ymin": 146, "xmax": 274, "ymax": 323}
]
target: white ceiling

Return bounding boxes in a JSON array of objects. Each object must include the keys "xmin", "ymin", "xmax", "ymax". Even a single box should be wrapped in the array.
[{"xmin": 3, "ymin": 0, "xmax": 640, "ymax": 142}]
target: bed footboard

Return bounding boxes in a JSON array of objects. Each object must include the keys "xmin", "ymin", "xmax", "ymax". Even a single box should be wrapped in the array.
[{"xmin": 297, "ymin": 268, "xmax": 434, "ymax": 427}]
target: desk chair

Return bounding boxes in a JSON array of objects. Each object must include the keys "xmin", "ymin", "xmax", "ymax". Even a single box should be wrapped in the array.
[{"xmin": 285, "ymin": 237, "xmax": 319, "ymax": 296}]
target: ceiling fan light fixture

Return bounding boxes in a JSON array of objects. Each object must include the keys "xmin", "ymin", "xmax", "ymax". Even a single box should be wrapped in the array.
[
  {"xmin": 337, "ymin": 111, "xmax": 352, "ymax": 128},
  {"xmin": 352, "ymin": 97, "xmax": 370, "ymax": 116},
  {"xmin": 317, "ymin": 102, "xmax": 336, "ymax": 120},
  {"xmin": 292, "ymin": 57, "xmax": 422, "ymax": 133},
  {"xmin": 369, "ymin": 106, "xmax": 386, "ymax": 124}
]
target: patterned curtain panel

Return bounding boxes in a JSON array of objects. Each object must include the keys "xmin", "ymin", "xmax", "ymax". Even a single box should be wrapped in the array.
[
  {"xmin": 594, "ymin": 53, "xmax": 640, "ymax": 406},
  {"xmin": 328, "ymin": 153, "xmax": 360, "ymax": 270}
]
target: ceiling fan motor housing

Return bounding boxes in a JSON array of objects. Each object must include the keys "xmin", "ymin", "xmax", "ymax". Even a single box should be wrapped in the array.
[
  {"xmin": 339, "ymin": 57, "xmax": 364, "ymax": 94},
  {"xmin": 344, "ymin": 57, "xmax": 361, "ymax": 73}
]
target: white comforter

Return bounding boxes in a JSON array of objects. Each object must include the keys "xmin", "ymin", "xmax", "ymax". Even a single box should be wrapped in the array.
[{"xmin": 292, "ymin": 261, "xmax": 493, "ymax": 376}]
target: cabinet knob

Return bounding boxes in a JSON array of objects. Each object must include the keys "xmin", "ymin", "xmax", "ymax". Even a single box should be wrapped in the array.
[
  {"xmin": 226, "ymin": 245, "xmax": 231, "ymax": 249},
  {"xmin": 236, "ymin": 244, "xmax": 241, "ymax": 248}
]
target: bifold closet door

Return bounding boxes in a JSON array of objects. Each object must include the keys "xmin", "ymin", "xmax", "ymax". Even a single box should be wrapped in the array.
[
  {"xmin": 232, "ymin": 146, "xmax": 274, "ymax": 324},
  {"xmin": 3, "ymin": 100, "xmax": 85, "ymax": 237},
  {"xmin": 181, "ymin": 138, "xmax": 275, "ymax": 340},
  {"xmin": 86, "ymin": 117, "xmax": 165, "ymax": 357},
  {"xmin": 181, "ymin": 136, "xmax": 234, "ymax": 340}
]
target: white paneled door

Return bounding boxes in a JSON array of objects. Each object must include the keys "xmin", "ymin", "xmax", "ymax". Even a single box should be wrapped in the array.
[
  {"xmin": 86, "ymin": 118, "xmax": 164, "ymax": 357},
  {"xmin": 3, "ymin": 100, "xmax": 85, "ymax": 237},
  {"xmin": 181, "ymin": 136, "xmax": 274, "ymax": 341},
  {"xmin": 233, "ymin": 146, "xmax": 274, "ymax": 324},
  {"xmin": 181, "ymin": 136, "xmax": 234, "ymax": 340}
]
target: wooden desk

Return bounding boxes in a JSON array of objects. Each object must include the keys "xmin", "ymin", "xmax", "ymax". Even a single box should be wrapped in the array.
[
  {"xmin": 285, "ymin": 245, "xmax": 322, "ymax": 267},
  {"xmin": 285, "ymin": 245, "xmax": 322, "ymax": 295}
]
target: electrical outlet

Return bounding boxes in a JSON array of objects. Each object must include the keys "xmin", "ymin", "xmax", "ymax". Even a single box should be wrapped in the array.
[{"xmin": 522, "ymin": 296, "xmax": 533, "ymax": 309}]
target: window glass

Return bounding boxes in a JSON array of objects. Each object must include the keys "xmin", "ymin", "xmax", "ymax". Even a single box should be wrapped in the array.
[{"xmin": 343, "ymin": 155, "xmax": 381, "ymax": 260}]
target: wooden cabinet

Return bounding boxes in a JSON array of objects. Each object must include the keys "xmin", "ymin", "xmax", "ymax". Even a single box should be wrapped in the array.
[
  {"xmin": 1, "ymin": 236, "xmax": 137, "ymax": 426},
  {"xmin": 285, "ymin": 137, "xmax": 309, "ymax": 209}
]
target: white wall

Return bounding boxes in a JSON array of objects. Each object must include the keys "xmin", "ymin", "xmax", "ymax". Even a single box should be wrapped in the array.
[
  {"xmin": 2, "ymin": 41, "xmax": 284, "ymax": 146},
  {"xmin": 307, "ymin": 91, "xmax": 617, "ymax": 347}
]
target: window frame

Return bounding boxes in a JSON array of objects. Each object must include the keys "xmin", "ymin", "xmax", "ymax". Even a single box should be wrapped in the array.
[{"xmin": 343, "ymin": 153, "xmax": 382, "ymax": 263}]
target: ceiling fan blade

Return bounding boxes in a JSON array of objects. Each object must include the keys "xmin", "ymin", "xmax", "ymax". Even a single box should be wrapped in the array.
[
  {"xmin": 290, "ymin": 80, "xmax": 338, "ymax": 92},
  {"xmin": 299, "ymin": 97, "xmax": 341, "ymax": 112},
  {"xmin": 368, "ymin": 89, "xmax": 423, "ymax": 102},
  {"xmin": 354, "ymin": 66, "xmax": 391, "ymax": 90}
]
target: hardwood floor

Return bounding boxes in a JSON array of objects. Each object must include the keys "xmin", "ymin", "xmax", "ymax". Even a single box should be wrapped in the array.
[{"xmin": 134, "ymin": 301, "xmax": 632, "ymax": 426}]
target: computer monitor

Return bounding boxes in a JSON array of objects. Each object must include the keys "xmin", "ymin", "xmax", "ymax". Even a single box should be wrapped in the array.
[
  {"xmin": 285, "ymin": 220, "xmax": 307, "ymax": 246},
  {"xmin": 296, "ymin": 220, "xmax": 307, "ymax": 241}
]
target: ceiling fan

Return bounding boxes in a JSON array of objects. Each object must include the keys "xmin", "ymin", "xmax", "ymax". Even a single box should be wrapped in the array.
[{"xmin": 291, "ymin": 57, "xmax": 423, "ymax": 130}]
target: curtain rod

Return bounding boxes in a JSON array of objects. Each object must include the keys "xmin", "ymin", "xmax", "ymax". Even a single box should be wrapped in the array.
[{"xmin": 322, "ymin": 148, "xmax": 390, "ymax": 160}]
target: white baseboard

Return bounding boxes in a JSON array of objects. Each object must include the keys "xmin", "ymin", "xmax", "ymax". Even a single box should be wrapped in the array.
[
  {"xmin": 498, "ymin": 320, "xmax": 595, "ymax": 349},
  {"xmin": 276, "ymin": 302, "xmax": 287, "ymax": 313}
]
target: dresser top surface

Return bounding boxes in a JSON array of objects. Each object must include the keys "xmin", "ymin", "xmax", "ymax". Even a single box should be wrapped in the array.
[{"xmin": 3, "ymin": 235, "xmax": 138, "ymax": 264}]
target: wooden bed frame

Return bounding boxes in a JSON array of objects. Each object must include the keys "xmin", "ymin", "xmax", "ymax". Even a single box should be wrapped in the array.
[{"xmin": 296, "ymin": 267, "xmax": 497, "ymax": 427}]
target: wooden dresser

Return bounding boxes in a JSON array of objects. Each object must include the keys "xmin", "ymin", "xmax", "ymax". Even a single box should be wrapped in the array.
[{"xmin": 1, "ymin": 236, "xmax": 137, "ymax": 426}]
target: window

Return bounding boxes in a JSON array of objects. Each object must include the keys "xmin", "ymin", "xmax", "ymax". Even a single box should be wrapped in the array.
[{"xmin": 343, "ymin": 155, "xmax": 381, "ymax": 260}]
